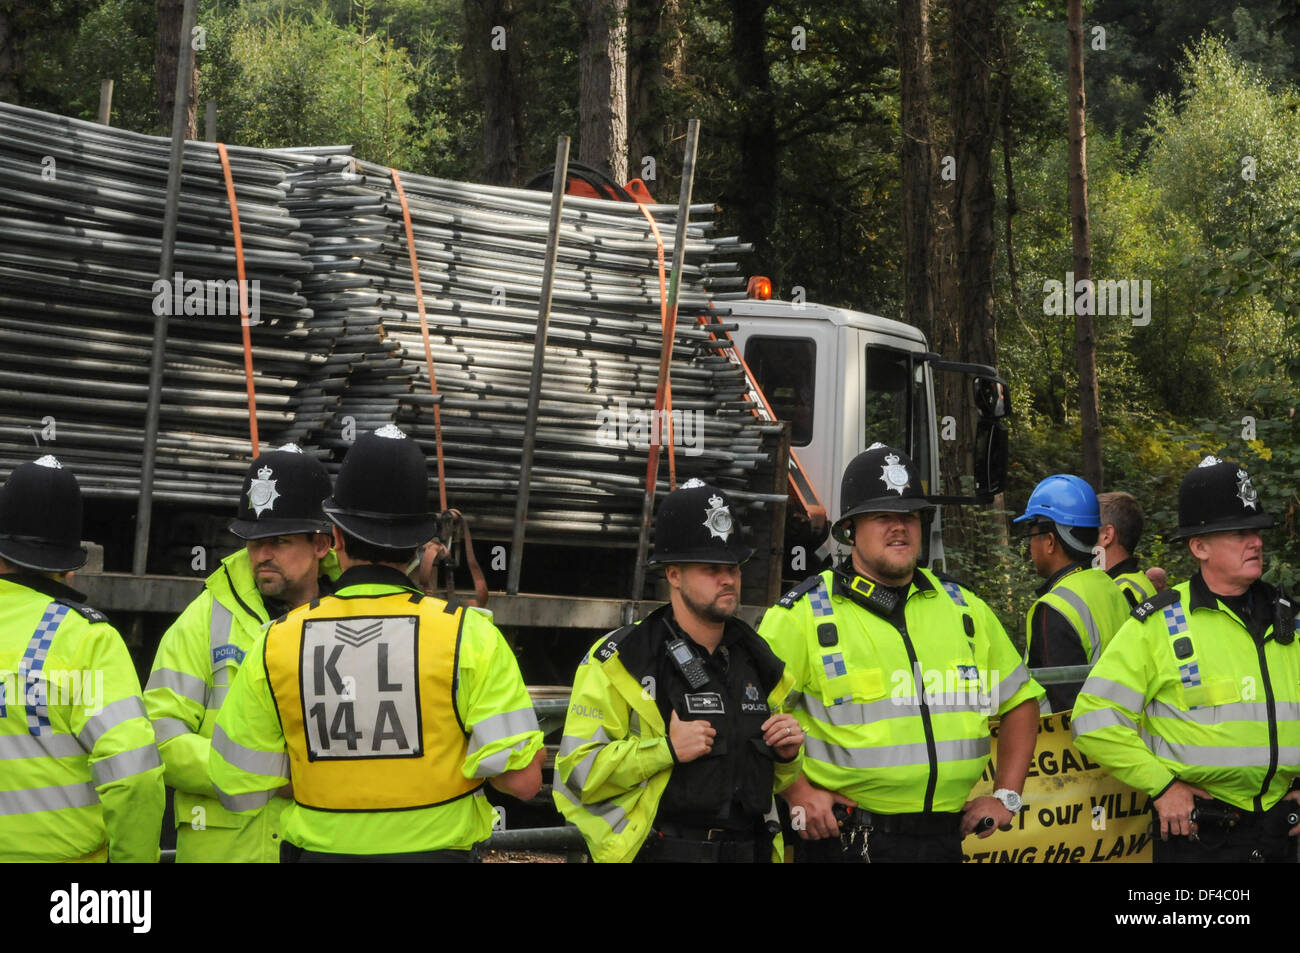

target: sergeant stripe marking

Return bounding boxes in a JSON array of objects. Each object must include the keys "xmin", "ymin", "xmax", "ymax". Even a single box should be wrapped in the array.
[
  {"xmin": 19, "ymin": 602, "xmax": 70, "ymax": 736},
  {"xmin": 146, "ymin": 668, "xmax": 208, "ymax": 707},
  {"xmin": 1145, "ymin": 736, "xmax": 1300, "ymax": 769},
  {"xmin": 473, "ymin": 738, "xmax": 532, "ymax": 779},
  {"xmin": 1145, "ymin": 699, "xmax": 1300, "ymax": 725},
  {"xmin": 150, "ymin": 717, "xmax": 192, "ymax": 745},
  {"xmin": 468, "ymin": 707, "xmax": 540, "ymax": 756},
  {"xmin": 803, "ymin": 735, "xmax": 990, "ymax": 770},
  {"xmin": 1078, "ymin": 676, "xmax": 1145, "ymax": 713},
  {"xmin": 0, "ymin": 732, "xmax": 85, "ymax": 760},
  {"xmin": 90, "ymin": 743, "xmax": 162, "ymax": 786},
  {"xmin": 551, "ymin": 775, "xmax": 630, "ymax": 834},
  {"xmin": 0, "ymin": 780, "xmax": 98, "ymax": 816},
  {"xmin": 214, "ymin": 784, "xmax": 275, "ymax": 813},
  {"xmin": 1069, "ymin": 707, "xmax": 1137, "ymax": 736},
  {"xmin": 1051, "ymin": 589, "xmax": 1102, "ymax": 663},
  {"xmin": 211, "ymin": 724, "xmax": 289, "ymax": 779},
  {"xmin": 78, "ymin": 696, "xmax": 147, "ymax": 750}
]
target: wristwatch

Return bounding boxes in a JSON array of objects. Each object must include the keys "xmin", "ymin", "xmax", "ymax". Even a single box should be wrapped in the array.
[{"xmin": 992, "ymin": 788, "xmax": 1023, "ymax": 814}]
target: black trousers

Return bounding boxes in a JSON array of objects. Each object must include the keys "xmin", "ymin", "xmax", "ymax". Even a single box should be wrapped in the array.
[
  {"xmin": 1152, "ymin": 813, "xmax": 1297, "ymax": 864},
  {"xmin": 792, "ymin": 830, "xmax": 962, "ymax": 863},
  {"xmin": 281, "ymin": 842, "xmax": 480, "ymax": 863}
]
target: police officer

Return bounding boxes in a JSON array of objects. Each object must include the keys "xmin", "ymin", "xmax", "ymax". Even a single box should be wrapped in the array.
[
  {"xmin": 1018, "ymin": 474, "xmax": 1131, "ymax": 713},
  {"xmin": 1097, "ymin": 490, "xmax": 1159, "ymax": 606},
  {"xmin": 0, "ymin": 455, "xmax": 164, "ymax": 861},
  {"xmin": 760, "ymin": 444, "xmax": 1043, "ymax": 862},
  {"xmin": 210, "ymin": 425, "xmax": 544, "ymax": 861},
  {"xmin": 145, "ymin": 443, "xmax": 339, "ymax": 862},
  {"xmin": 1073, "ymin": 456, "xmax": 1300, "ymax": 862},
  {"xmin": 554, "ymin": 479, "xmax": 803, "ymax": 863}
]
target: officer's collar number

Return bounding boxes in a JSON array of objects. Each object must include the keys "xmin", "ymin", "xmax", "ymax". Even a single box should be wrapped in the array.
[{"xmin": 300, "ymin": 615, "xmax": 423, "ymax": 761}]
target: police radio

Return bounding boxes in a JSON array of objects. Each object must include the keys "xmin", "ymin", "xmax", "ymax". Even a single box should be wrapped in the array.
[{"xmin": 666, "ymin": 639, "xmax": 710, "ymax": 690}]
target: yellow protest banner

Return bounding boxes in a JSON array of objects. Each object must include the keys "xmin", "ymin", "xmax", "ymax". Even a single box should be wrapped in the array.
[{"xmin": 962, "ymin": 711, "xmax": 1153, "ymax": 863}]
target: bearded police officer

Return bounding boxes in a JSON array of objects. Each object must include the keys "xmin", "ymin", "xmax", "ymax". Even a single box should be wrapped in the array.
[
  {"xmin": 1018, "ymin": 475, "xmax": 1130, "ymax": 713},
  {"xmin": 210, "ymin": 425, "xmax": 544, "ymax": 861},
  {"xmin": 759, "ymin": 444, "xmax": 1043, "ymax": 862},
  {"xmin": 0, "ymin": 455, "xmax": 164, "ymax": 861},
  {"xmin": 554, "ymin": 479, "xmax": 803, "ymax": 863},
  {"xmin": 145, "ymin": 444, "xmax": 340, "ymax": 862},
  {"xmin": 1073, "ymin": 456, "xmax": 1300, "ymax": 862},
  {"xmin": 1098, "ymin": 491, "xmax": 1159, "ymax": 607}
]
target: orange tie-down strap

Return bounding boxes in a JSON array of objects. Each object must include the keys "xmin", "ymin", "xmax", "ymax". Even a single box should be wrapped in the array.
[
  {"xmin": 633, "ymin": 193, "xmax": 676, "ymax": 492},
  {"xmin": 390, "ymin": 166, "xmax": 449, "ymax": 513},
  {"xmin": 216, "ymin": 142, "xmax": 259, "ymax": 457}
]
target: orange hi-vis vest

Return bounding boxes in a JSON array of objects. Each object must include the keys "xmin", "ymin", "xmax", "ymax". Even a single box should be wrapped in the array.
[{"xmin": 265, "ymin": 589, "xmax": 482, "ymax": 811}]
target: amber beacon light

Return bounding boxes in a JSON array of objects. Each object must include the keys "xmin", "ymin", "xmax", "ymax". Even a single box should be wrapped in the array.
[{"xmin": 746, "ymin": 275, "xmax": 773, "ymax": 300}]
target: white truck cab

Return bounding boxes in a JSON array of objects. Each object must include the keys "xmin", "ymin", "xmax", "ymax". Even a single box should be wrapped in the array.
[{"xmin": 721, "ymin": 291, "xmax": 1009, "ymax": 573}]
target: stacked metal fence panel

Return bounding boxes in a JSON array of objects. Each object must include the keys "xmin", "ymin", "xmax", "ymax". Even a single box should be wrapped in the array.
[{"xmin": 0, "ymin": 102, "xmax": 772, "ymax": 549}]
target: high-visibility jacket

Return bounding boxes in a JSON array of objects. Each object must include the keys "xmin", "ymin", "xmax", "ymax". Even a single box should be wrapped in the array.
[
  {"xmin": 759, "ymin": 568, "xmax": 1043, "ymax": 814},
  {"xmin": 1025, "ymin": 565, "xmax": 1131, "ymax": 668},
  {"xmin": 209, "ymin": 565, "xmax": 543, "ymax": 856},
  {"xmin": 1112, "ymin": 569, "xmax": 1158, "ymax": 608},
  {"xmin": 145, "ymin": 547, "xmax": 340, "ymax": 862},
  {"xmin": 553, "ymin": 605, "xmax": 800, "ymax": 863},
  {"xmin": 0, "ymin": 572, "xmax": 164, "ymax": 862},
  {"xmin": 1072, "ymin": 576, "xmax": 1300, "ymax": 813}
]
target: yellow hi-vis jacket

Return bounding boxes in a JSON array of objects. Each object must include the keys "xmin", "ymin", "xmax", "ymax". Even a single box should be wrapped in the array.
[
  {"xmin": 209, "ymin": 565, "xmax": 543, "ymax": 855},
  {"xmin": 759, "ymin": 568, "xmax": 1044, "ymax": 814},
  {"xmin": 553, "ymin": 608, "xmax": 800, "ymax": 863},
  {"xmin": 145, "ymin": 547, "xmax": 340, "ymax": 862},
  {"xmin": 0, "ymin": 572, "xmax": 164, "ymax": 862},
  {"xmin": 1112, "ymin": 568, "xmax": 1158, "ymax": 608},
  {"xmin": 1025, "ymin": 566, "xmax": 1132, "ymax": 668},
  {"xmin": 1072, "ymin": 576, "xmax": 1300, "ymax": 812}
]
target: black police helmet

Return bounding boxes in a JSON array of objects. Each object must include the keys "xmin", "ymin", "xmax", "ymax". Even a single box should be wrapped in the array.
[
  {"xmin": 1168, "ymin": 455, "xmax": 1273, "ymax": 541},
  {"xmin": 322, "ymin": 425, "xmax": 438, "ymax": 549},
  {"xmin": 833, "ymin": 443, "xmax": 932, "ymax": 545},
  {"xmin": 0, "ymin": 455, "xmax": 88, "ymax": 572},
  {"xmin": 648, "ymin": 479, "xmax": 754, "ymax": 566},
  {"xmin": 229, "ymin": 444, "xmax": 333, "ymax": 540}
]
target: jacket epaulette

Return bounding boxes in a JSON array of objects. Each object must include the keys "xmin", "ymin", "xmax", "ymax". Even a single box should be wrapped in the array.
[
  {"xmin": 593, "ymin": 623, "xmax": 637, "ymax": 663},
  {"xmin": 58, "ymin": 598, "xmax": 108, "ymax": 624},
  {"xmin": 1131, "ymin": 589, "xmax": 1179, "ymax": 621},
  {"xmin": 776, "ymin": 575, "xmax": 823, "ymax": 609}
]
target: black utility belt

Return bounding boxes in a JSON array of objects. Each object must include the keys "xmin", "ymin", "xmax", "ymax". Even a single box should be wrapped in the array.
[
  {"xmin": 653, "ymin": 819, "xmax": 766, "ymax": 841},
  {"xmin": 1188, "ymin": 797, "xmax": 1297, "ymax": 831},
  {"xmin": 841, "ymin": 809, "xmax": 964, "ymax": 836}
]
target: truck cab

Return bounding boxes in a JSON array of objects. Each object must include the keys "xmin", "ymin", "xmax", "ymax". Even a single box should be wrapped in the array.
[{"xmin": 722, "ymin": 290, "xmax": 1009, "ymax": 574}]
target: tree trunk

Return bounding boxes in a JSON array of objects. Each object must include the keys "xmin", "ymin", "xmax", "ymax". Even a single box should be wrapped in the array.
[
  {"xmin": 465, "ymin": 0, "xmax": 524, "ymax": 186},
  {"xmin": 627, "ymin": 0, "xmax": 684, "ymax": 189},
  {"xmin": 578, "ymin": 0, "xmax": 629, "ymax": 183},
  {"xmin": 730, "ymin": 0, "xmax": 778, "ymax": 271},
  {"xmin": 156, "ymin": 0, "xmax": 198, "ymax": 138},
  {"xmin": 0, "ymin": 7, "xmax": 18, "ymax": 104},
  {"xmin": 899, "ymin": 0, "xmax": 933, "ymax": 341},
  {"xmin": 998, "ymin": 33, "xmax": 1021, "ymax": 330},
  {"xmin": 1068, "ymin": 0, "xmax": 1102, "ymax": 489}
]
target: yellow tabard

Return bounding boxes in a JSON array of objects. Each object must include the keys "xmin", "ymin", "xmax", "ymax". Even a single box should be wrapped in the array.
[{"xmin": 265, "ymin": 592, "xmax": 482, "ymax": 811}]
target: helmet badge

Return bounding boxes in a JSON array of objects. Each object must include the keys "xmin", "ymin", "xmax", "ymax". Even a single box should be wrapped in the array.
[
  {"xmin": 248, "ymin": 465, "xmax": 280, "ymax": 516},
  {"xmin": 1236, "ymin": 468, "xmax": 1258, "ymax": 511},
  {"xmin": 702, "ymin": 493, "xmax": 734, "ymax": 541},
  {"xmin": 879, "ymin": 453, "xmax": 910, "ymax": 496}
]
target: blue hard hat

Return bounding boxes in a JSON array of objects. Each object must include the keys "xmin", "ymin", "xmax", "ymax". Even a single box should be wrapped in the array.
[{"xmin": 1014, "ymin": 474, "xmax": 1100, "ymax": 528}]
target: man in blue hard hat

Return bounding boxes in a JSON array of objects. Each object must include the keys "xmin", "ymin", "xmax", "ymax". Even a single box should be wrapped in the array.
[{"xmin": 1017, "ymin": 474, "xmax": 1131, "ymax": 712}]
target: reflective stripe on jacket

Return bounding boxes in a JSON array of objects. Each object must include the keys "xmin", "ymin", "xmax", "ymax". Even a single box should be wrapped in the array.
[
  {"xmin": 1026, "ymin": 566, "xmax": 1131, "ymax": 666},
  {"xmin": 1072, "ymin": 580, "xmax": 1300, "ymax": 812},
  {"xmin": 0, "ymin": 574, "xmax": 164, "ymax": 862},
  {"xmin": 759, "ymin": 568, "xmax": 1043, "ymax": 814}
]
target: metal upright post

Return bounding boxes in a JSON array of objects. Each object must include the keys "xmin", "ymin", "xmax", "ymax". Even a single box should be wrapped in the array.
[
  {"xmin": 628, "ymin": 119, "xmax": 700, "ymax": 614},
  {"xmin": 506, "ymin": 137, "xmax": 570, "ymax": 594},
  {"xmin": 96, "ymin": 80, "xmax": 114, "ymax": 125},
  {"xmin": 132, "ymin": 0, "xmax": 198, "ymax": 575}
]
